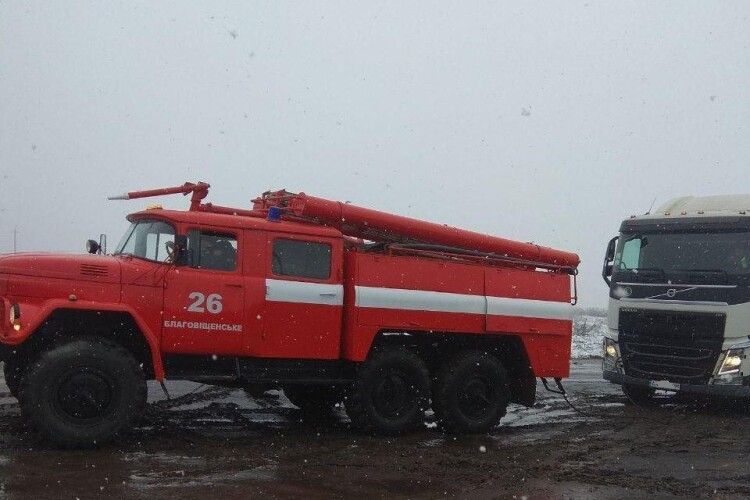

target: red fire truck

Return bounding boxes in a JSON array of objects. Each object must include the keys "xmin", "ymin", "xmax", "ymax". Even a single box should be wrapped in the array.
[{"xmin": 0, "ymin": 182, "xmax": 579, "ymax": 447}]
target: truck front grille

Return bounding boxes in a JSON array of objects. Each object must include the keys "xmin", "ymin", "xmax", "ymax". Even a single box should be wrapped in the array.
[{"xmin": 618, "ymin": 308, "xmax": 725, "ymax": 384}]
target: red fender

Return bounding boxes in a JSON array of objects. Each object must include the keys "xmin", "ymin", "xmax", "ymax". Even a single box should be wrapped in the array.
[{"xmin": 2, "ymin": 298, "xmax": 165, "ymax": 380}]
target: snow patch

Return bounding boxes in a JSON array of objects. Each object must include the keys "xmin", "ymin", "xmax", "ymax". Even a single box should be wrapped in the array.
[{"xmin": 572, "ymin": 313, "xmax": 607, "ymax": 359}]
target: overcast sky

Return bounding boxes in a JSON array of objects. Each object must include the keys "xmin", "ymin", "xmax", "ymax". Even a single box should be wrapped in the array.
[{"xmin": 1, "ymin": 1, "xmax": 749, "ymax": 306}]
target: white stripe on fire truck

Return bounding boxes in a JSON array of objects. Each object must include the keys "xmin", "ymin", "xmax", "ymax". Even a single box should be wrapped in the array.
[
  {"xmin": 263, "ymin": 280, "xmax": 572, "ymax": 321},
  {"xmin": 354, "ymin": 286, "xmax": 486, "ymax": 314},
  {"xmin": 265, "ymin": 279, "xmax": 344, "ymax": 306},
  {"xmin": 355, "ymin": 286, "xmax": 572, "ymax": 321},
  {"xmin": 485, "ymin": 296, "xmax": 573, "ymax": 321}
]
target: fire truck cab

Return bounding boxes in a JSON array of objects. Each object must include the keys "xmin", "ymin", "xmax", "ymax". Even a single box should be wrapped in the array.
[{"xmin": 0, "ymin": 183, "xmax": 579, "ymax": 448}]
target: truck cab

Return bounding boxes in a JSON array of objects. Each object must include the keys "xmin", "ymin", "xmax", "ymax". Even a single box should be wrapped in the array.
[
  {"xmin": 120, "ymin": 209, "xmax": 347, "ymax": 362},
  {"xmin": 602, "ymin": 195, "xmax": 750, "ymax": 403}
]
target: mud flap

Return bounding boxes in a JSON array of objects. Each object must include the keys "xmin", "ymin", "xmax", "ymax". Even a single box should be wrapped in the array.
[{"xmin": 509, "ymin": 374, "xmax": 537, "ymax": 407}]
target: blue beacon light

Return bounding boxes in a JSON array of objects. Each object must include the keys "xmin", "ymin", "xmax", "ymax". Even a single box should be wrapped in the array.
[{"xmin": 267, "ymin": 206, "xmax": 283, "ymax": 222}]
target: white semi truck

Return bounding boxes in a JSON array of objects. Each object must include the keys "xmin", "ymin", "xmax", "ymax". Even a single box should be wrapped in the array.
[{"xmin": 602, "ymin": 195, "xmax": 750, "ymax": 403}]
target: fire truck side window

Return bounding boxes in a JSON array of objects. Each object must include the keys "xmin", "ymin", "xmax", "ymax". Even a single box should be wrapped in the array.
[
  {"xmin": 188, "ymin": 230, "xmax": 238, "ymax": 271},
  {"xmin": 272, "ymin": 239, "xmax": 331, "ymax": 280}
]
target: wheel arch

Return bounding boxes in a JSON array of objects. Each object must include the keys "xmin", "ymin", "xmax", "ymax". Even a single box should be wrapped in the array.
[{"xmin": 13, "ymin": 301, "xmax": 163, "ymax": 380}]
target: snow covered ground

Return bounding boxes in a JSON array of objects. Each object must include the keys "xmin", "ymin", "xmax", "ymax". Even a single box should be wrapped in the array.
[{"xmin": 572, "ymin": 311, "xmax": 608, "ymax": 359}]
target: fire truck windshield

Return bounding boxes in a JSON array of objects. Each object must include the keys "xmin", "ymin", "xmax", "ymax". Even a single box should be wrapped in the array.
[{"xmin": 114, "ymin": 220, "xmax": 176, "ymax": 263}]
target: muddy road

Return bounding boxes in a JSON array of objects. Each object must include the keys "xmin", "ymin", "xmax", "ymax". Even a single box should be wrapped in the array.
[{"xmin": 2, "ymin": 359, "xmax": 750, "ymax": 499}]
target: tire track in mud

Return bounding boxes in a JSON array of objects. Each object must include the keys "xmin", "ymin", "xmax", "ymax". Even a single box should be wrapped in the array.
[
  {"xmin": 143, "ymin": 387, "xmax": 306, "ymax": 435},
  {"xmin": 149, "ymin": 387, "xmax": 287, "ymax": 411},
  {"xmin": 149, "ymin": 386, "xmax": 229, "ymax": 411},
  {"xmin": 546, "ymin": 400, "xmax": 750, "ymax": 497},
  {"xmin": 554, "ymin": 465, "xmax": 750, "ymax": 497}
]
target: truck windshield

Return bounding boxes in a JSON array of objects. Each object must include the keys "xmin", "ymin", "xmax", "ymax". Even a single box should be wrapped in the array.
[
  {"xmin": 114, "ymin": 220, "xmax": 175, "ymax": 263},
  {"xmin": 614, "ymin": 231, "xmax": 750, "ymax": 280}
]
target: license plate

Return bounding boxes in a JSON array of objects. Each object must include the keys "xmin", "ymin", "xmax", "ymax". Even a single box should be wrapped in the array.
[{"xmin": 649, "ymin": 380, "xmax": 680, "ymax": 391}]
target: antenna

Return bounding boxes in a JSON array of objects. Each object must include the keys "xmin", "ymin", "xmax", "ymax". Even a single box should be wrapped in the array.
[
  {"xmin": 645, "ymin": 197, "xmax": 656, "ymax": 215},
  {"xmin": 12, "ymin": 226, "xmax": 18, "ymax": 253}
]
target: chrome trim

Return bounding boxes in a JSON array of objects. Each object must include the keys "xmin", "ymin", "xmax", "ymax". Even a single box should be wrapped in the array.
[
  {"xmin": 646, "ymin": 287, "xmax": 697, "ymax": 300},
  {"xmin": 619, "ymin": 298, "xmax": 729, "ymax": 306},
  {"xmin": 616, "ymin": 282, "xmax": 737, "ymax": 289}
]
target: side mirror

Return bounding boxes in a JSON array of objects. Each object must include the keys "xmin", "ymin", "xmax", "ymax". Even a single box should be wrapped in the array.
[
  {"xmin": 602, "ymin": 236, "xmax": 619, "ymax": 286},
  {"xmin": 605, "ymin": 236, "xmax": 618, "ymax": 261},
  {"xmin": 86, "ymin": 239, "xmax": 101, "ymax": 254}
]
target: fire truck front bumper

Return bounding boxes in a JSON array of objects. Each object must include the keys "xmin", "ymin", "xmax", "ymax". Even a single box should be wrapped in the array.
[{"xmin": 603, "ymin": 369, "xmax": 750, "ymax": 399}]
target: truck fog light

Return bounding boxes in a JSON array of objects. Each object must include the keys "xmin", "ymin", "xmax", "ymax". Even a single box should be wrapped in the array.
[
  {"xmin": 718, "ymin": 349, "xmax": 744, "ymax": 375},
  {"xmin": 603, "ymin": 338, "xmax": 620, "ymax": 371},
  {"xmin": 604, "ymin": 338, "xmax": 619, "ymax": 358}
]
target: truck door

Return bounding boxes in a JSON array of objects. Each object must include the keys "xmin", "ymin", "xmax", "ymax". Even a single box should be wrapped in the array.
[
  {"xmin": 162, "ymin": 228, "xmax": 249, "ymax": 356},
  {"xmin": 260, "ymin": 234, "xmax": 344, "ymax": 359}
]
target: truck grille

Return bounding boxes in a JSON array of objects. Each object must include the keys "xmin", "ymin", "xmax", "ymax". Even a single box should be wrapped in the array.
[{"xmin": 618, "ymin": 308, "xmax": 725, "ymax": 384}]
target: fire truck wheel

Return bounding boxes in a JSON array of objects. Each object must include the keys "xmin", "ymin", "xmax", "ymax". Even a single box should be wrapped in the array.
[
  {"xmin": 434, "ymin": 351, "xmax": 510, "ymax": 434},
  {"xmin": 19, "ymin": 337, "xmax": 147, "ymax": 448},
  {"xmin": 284, "ymin": 385, "xmax": 341, "ymax": 415},
  {"xmin": 346, "ymin": 347, "xmax": 430, "ymax": 434},
  {"xmin": 622, "ymin": 384, "xmax": 658, "ymax": 406},
  {"xmin": 3, "ymin": 361, "xmax": 24, "ymax": 399}
]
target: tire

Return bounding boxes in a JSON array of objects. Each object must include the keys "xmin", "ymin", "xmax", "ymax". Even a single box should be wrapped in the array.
[
  {"xmin": 3, "ymin": 360, "xmax": 24, "ymax": 399},
  {"xmin": 346, "ymin": 347, "xmax": 430, "ymax": 435},
  {"xmin": 622, "ymin": 383, "xmax": 659, "ymax": 406},
  {"xmin": 284, "ymin": 385, "xmax": 341, "ymax": 415},
  {"xmin": 20, "ymin": 337, "xmax": 147, "ymax": 448},
  {"xmin": 433, "ymin": 350, "xmax": 510, "ymax": 434}
]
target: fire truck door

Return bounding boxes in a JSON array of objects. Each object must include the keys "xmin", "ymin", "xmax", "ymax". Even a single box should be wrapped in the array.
[
  {"xmin": 161, "ymin": 229, "xmax": 248, "ymax": 355},
  {"xmin": 259, "ymin": 234, "xmax": 344, "ymax": 359}
]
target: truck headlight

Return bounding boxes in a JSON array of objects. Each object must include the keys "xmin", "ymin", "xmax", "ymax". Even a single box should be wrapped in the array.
[
  {"xmin": 718, "ymin": 349, "xmax": 744, "ymax": 376},
  {"xmin": 606, "ymin": 344, "xmax": 617, "ymax": 358}
]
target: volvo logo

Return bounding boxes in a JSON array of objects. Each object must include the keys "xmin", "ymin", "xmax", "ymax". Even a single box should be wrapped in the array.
[{"xmin": 666, "ymin": 289, "xmax": 677, "ymax": 298}]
